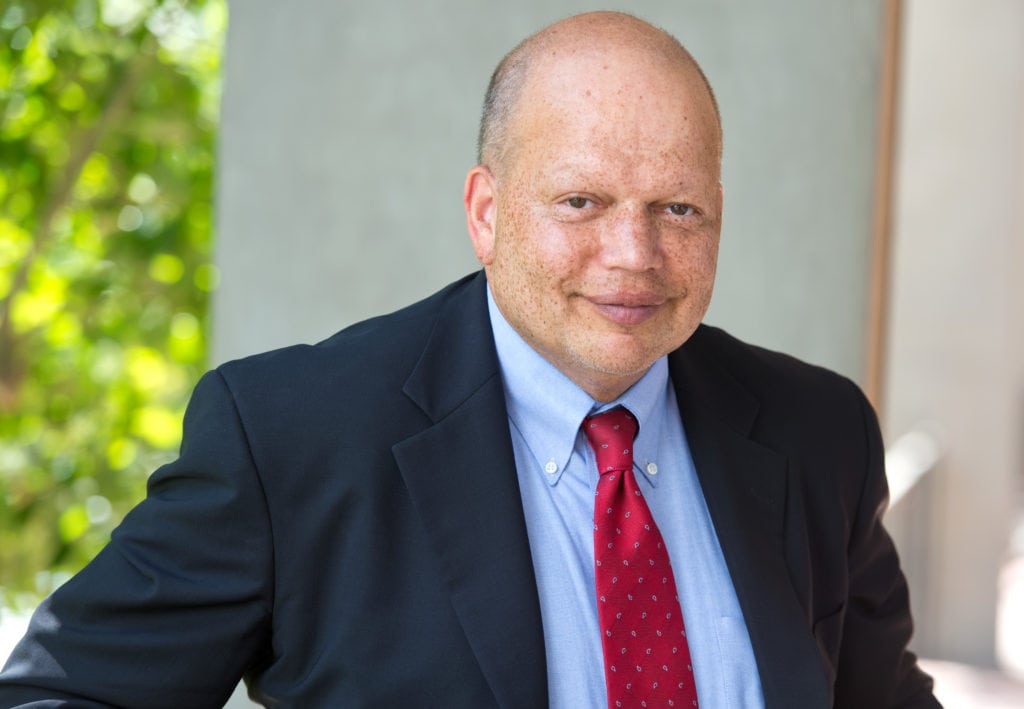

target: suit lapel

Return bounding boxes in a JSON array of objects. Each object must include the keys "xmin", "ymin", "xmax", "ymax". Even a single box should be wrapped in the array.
[
  {"xmin": 392, "ymin": 273, "xmax": 547, "ymax": 709},
  {"xmin": 669, "ymin": 332, "xmax": 830, "ymax": 708}
]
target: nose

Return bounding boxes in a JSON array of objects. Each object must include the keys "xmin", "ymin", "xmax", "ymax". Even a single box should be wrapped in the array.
[{"xmin": 598, "ymin": 204, "xmax": 663, "ymax": 272}]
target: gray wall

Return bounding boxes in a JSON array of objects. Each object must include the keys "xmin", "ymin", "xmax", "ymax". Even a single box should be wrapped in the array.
[{"xmin": 214, "ymin": 0, "xmax": 884, "ymax": 383}]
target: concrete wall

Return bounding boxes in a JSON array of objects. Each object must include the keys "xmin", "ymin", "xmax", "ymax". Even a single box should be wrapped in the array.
[{"xmin": 214, "ymin": 0, "xmax": 885, "ymax": 384}]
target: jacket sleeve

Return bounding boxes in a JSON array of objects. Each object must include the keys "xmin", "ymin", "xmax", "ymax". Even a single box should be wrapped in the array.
[
  {"xmin": 832, "ymin": 385, "xmax": 941, "ymax": 709},
  {"xmin": 0, "ymin": 370, "xmax": 274, "ymax": 709}
]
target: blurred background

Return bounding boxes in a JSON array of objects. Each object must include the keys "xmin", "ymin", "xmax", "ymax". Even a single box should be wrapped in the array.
[
  {"xmin": 0, "ymin": 0, "xmax": 1021, "ymax": 707},
  {"xmin": 0, "ymin": 0, "xmax": 223, "ymax": 611}
]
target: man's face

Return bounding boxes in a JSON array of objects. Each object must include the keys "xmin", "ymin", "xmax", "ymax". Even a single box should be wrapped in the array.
[{"xmin": 466, "ymin": 48, "xmax": 723, "ymax": 402}]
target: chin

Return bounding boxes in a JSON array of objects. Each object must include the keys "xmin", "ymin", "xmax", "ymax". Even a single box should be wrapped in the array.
[{"xmin": 573, "ymin": 349, "xmax": 659, "ymax": 381}]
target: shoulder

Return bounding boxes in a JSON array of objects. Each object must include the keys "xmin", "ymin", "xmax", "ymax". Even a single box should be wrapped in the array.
[
  {"xmin": 214, "ymin": 273, "xmax": 481, "ymax": 398},
  {"xmin": 188, "ymin": 273, "xmax": 486, "ymax": 445},
  {"xmin": 687, "ymin": 324, "xmax": 858, "ymax": 395},
  {"xmin": 676, "ymin": 324, "xmax": 876, "ymax": 462},
  {"xmin": 682, "ymin": 323, "xmax": 868, "ymax": 414}
]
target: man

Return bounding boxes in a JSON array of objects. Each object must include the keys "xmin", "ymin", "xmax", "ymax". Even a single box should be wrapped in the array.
[{"xmin": 0, "ymin": 11, "xmax": 939, "ymax": 709}]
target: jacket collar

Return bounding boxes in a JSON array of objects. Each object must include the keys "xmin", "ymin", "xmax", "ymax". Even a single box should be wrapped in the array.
[{"xmin": 393, "ymin": 272, "xmax": 549, "ymax": 709}]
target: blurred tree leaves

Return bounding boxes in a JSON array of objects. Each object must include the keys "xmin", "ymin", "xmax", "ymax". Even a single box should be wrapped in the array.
[{"xmin": 0, "ymin": 0, "xmax": 226, "ymax": 606}]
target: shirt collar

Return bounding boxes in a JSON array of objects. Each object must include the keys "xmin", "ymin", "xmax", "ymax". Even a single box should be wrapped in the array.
[{"xmin": 487, "ymin": 287, "xmax": 669, "ymax": 487}]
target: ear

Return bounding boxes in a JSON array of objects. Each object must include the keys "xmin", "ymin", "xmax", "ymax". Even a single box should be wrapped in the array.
[{"xmin": 464, "ymin": 165, "xmax": 497, "ymax": 265}]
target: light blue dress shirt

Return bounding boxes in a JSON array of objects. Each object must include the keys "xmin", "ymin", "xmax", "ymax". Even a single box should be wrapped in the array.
[{"xmin": 487, "ymin": 289, "xmax": 765, "ymax": 708}]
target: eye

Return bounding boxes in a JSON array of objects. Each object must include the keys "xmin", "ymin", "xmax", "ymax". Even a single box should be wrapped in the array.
[
  {"xmin": 566, "ymin": 196, "xmax": 590, "ymax": 209},
  {"xmin": 667, "ymin": 203, "xmax": 695, "ymax": 217}
]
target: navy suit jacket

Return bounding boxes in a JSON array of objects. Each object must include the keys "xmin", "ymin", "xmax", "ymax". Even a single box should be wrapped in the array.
[{"xmin": 0, "ymin": 272, "xmax": 938, "ymax": 708}]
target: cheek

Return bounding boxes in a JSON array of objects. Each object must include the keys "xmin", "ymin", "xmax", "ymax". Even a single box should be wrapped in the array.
[
  {"xmin": 666, "ymin": 234, "xmax": 719, "ymax": 284},
  {"xmin": 498, "ymin": 210, "xmax": 577, "ymax": 282}
]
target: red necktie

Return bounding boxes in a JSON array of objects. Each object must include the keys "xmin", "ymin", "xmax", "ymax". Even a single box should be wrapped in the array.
[{"xmin": 584, "ymin": 407, "xmax": 699, "ymax": 709}]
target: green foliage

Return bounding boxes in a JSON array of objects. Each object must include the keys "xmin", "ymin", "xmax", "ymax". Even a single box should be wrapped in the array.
[{"xmin": 0, "ymin": 0, "xmax": 226, "ymax": 606}]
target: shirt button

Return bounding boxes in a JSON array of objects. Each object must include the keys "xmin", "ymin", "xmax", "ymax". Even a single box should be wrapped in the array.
[
  {"xmin": 545, "ymin": 461, "xmax": 558, "ymax": 474},
  {"xmin": 646, "ymin": 462, "xmax": 658, "ymax": 475}
]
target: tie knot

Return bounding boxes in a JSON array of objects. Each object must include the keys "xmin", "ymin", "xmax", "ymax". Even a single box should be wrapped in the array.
[{"xmin": 582, "ymin": 406, "xmax": 638, "ymax": 475}]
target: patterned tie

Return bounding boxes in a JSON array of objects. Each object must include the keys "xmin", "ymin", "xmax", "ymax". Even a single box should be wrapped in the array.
[{"xmin": 584, "ymin": 407, "xmax": 699, "ymax": 709}]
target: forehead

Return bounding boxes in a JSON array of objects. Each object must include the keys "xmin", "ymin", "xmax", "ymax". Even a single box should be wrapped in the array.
[
  {"xmin": 506, "ymin": 47, "xmax": 721, "ymax": 185},
  {"xmin": 518, "ymin": 44, "xmax": 716, "ymax": 140}
]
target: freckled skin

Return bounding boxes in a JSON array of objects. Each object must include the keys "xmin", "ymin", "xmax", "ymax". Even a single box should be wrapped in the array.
[{"xmin": 465, "ymin": 16, "xmax": 723, "ymax": 402}]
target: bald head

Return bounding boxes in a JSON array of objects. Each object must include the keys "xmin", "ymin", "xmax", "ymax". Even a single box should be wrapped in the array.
[{"xmin": 476, "ymin": 11, "xmax": 722, "ymax": 168}]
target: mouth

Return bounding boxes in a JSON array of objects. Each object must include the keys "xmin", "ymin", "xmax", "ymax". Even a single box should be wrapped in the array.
[{"xmin": 584, "ymin": 292, "xmax": 668, "ymax": 327}]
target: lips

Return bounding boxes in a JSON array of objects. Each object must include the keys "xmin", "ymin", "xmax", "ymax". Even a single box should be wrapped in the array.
[{"xmin": 584, "ymin": 292, "xmax": 669, "ymax": 327}]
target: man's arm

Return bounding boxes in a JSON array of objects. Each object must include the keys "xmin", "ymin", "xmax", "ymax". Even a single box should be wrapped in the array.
[
  {"xmin": 0, "ymin": 371, "xmax": 274, "ymax": 709},
  {"xmin": 832, "ymin": 385, "xmax": 941, "ymax": 708}
]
